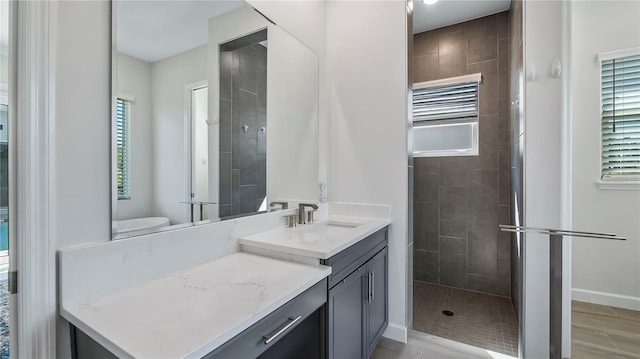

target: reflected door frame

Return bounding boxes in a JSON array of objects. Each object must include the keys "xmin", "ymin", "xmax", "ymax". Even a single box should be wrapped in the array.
[{"xmin": 184, "ymin": 80, "xmax": 210, "ymax": 223}]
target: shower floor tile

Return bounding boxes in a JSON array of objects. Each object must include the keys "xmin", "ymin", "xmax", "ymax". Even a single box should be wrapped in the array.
[{"xmin": 413, "ymin": 281, "xmax": 519, "ymax": 357}]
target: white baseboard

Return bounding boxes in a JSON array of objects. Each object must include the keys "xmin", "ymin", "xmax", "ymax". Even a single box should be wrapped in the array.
[
  {"xmin": 382, "ymin": 322, "xmax": 408, "ymax": 343},
  {"xmin": 572, "ymin": 288, "xmax": 640, "ymax": 311}
]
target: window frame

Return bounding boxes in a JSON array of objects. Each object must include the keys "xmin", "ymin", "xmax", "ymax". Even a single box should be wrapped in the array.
[
  {"xmin": 598, "ymin": 47, "xmax": 640, "ymax": 186},
  {"xmin": 412, "ymin": 73, "xmax": 481, "ymax": 158}
]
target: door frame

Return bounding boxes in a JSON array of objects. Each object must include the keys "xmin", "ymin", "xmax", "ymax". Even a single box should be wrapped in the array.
[{"xmin": 14, "ymin": 1, "xmax": 57, "ymax": 358}]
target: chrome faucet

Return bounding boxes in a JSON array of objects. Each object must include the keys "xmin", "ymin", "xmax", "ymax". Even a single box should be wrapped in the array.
[
  {"xmin": 298, "ymin": 203, "xmax": 318, "ymax": 225},
  {"xmin": 269, "ymin": 201, "xmax": 288, "ymax": 211}
]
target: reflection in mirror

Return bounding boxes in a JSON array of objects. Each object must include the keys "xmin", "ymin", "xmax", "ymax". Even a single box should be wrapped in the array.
[{"xmin": 112, "ymin": 1, "xmax": 319, "ymax": 239}]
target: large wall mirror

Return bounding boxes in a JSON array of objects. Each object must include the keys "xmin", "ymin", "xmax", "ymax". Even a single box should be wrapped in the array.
[{"xmin": 111, "ymin": 1, "xmax": 319, "ymax": 239}]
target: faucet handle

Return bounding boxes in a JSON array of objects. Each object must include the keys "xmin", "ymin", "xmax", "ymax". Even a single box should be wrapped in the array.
[
  {"xmin": 284, "ymin": 214, "xmax": 297, "ymax": 228},
  {"xmin": 307, "ymin": 209, "xmax": 317, "ymax": 223}
]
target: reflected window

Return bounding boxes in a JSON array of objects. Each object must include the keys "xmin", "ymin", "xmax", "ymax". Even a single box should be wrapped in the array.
[{"xmin": 116, "ymin": 98, "xmax": 131, "ymax": 200}]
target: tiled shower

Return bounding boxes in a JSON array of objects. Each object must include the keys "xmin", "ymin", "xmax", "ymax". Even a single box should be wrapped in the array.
[
  {"xmin": 411, "ymin": 11, "xmax": 520, "ymax": 357},
  {"xmin": 218, "ymin": 30, "xmax": 268, "ymax": 219}
]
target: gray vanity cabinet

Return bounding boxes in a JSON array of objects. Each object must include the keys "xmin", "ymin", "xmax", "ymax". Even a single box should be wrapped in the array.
[
  {"xmin": 324, "ymin": 227, "xmax": 389, "ymax": 359},
  {"xmin": 327, "ymin": 266, "xmax": 366, "ymax": 359}
]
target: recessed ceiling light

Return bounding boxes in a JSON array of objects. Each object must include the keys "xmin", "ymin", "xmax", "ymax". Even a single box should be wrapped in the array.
[{"xmin": 423, "ymin": 0, "xmax": 439, "ymax": 4}]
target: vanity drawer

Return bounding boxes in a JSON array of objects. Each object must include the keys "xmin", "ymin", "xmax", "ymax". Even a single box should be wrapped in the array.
[
  {"xmin": 321, "ymin": 228, "xmax": 388, "ymax": 289},
  {"xmin": 206, "ymin": 278, "xmax": 327, "ymax": 359}
]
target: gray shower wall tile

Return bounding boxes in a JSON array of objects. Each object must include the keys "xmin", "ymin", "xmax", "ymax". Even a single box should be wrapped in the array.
[
  {"xmin": 440, "ymin": 158, "xmax": 472, "ymax": 187},
  {"xmin": 257, "ymin": 66, "xmax": 267, "ymax": 114},
  {"xmin": 440, "ymin": 187, "xmax": 467, "ymax": 220},
  {"xmin": 232, "ymin": 169, "xmax": 240, "ymax": 215},
  {"xmin": 220, "ymin": 51, "xmax": 233, "ymax": 101},
  {"xmin": 256, "ymin": 44, "xmax": 267, "ymax": 69},
  {"xmin": 467, "ymin": 274, "xmax": 499, "ymax": 295},
  {"xmin": 414, "ymin": 31, "xmax": 439, "ymax": 56},
  {"xmin": 478, "ymin": 115, "xmax": 500, "ymax": 169},
  {"xmin": 467, "ymin": 15, "xmax": 497, "ymax": 63},
  {"xmin": 467, "ymin": 220, "xmax": 499, "ymax": 277},
  {"xmin": 219, "ymin": 152, "xmax": 232, "ymax": 205},
  {"xmin": 257, "ymin": 155, "xmax": 266, "ymax": 199},
  {"xmin": 438, "ymin": 30, "xmax": 467, "ymax": 78},
  {"xmin": 414, "ymin": 249, "xmax": 439, "ymax": 283},
  {"xmin": 414, "ymin": 170, "xmax": 439, "ymax": 203},
  {"xmin": 219, "ymin": 204, "xmax": 232, "ymax": 219},
  {"xmin": 440, "ymin": 254, "xmax": 467, "ymax": 288},
  {"xmin": 239, "ymin": 185, "xmax": 257, "ymax": 214},
  {"xmin": 414, "ymin": 202, "xmax": 439, "ymax": 251},
  {"xmin": 415, "ymin": 156, "xmax": 440, "ymax": 174},
  {"xmin": 220, "ymin": 99, "xmax": 232, "ymax": 153},
  {"xmin": 239, "ymin": 46, "xmax": 257, "ymax": 94},
  {"xmin": 239, "ymin": 138, "xmax": 258, "ymax": 186},
  {"xmin": 469, "ymin": 60, "xmax": 499, "ymax": 116},
  {"xmin": 441, "ymin": 236, "xmax": 466, "ymax": 257},
  {"xmin": 498, "ymin": 151, "xmax": 510, "ymax": 206},
  {"xmin": 497, "ymin": 259, "xmax": 511, "ymax": 297},
  {"xmin": 413, "ymin": 53, "xmax": 439, "ymax": 83}
]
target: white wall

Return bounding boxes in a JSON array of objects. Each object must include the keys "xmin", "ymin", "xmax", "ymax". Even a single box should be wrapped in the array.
[
  {"xmin": 116, "ymin": 53, "xmax": 154, "ymax": 220},
  {"xmin": 326, "ymin": 0, "xmax": 409, "ymax": 341},
  {"xmin": 570, "ymin": 0, "xmax": 640, "ymax": 310},
  {"xmin": 53, "ymin": 2, "xmax": 112, "ymax": 357},
  {"xmin": 151, "ymin": 45, "xmax": 208, "ymax": 224}
]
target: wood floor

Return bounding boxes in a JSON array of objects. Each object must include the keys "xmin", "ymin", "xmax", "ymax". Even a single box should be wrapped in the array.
[{"xmin": 572, "ymin": 300, "xmax": 640, "ymax": 358}]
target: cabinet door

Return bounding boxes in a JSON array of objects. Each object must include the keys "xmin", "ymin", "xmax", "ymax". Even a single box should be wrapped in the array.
[
  {"xmin": 327, "ymin": 267, "xmax": 366, "ymax": 359},
  {"xmin": 365, "ymin": 247, "xmax": 388, "ymax": 357}
]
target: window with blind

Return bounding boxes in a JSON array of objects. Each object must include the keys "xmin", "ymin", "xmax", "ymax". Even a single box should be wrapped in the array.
[
  {"xmin": 413, "ymin": 73, "xmax": 481, "ymax": 157},
  {"xmin": 601, "ymin": 52, "xmax": 640, "ymax": 179},
  {"xmin": 116, "ymin": 98, "xmax": 131, "ymax": 199}
]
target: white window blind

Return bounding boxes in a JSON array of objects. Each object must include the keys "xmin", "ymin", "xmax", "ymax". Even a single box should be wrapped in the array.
[
  {"xmin": 601, "ymin": 53, "xmax": 640, "ymax": 177},
  {"xmin": 413, "ymin": 81, "xmax": 479, "ymax": 123},
  {"xmin": 412, "ymin": 74, "xmax": 480, "ymax": 157},
  {"xmin": 116, "ymin": 98, "xmax": 131, "ymax": 199}
]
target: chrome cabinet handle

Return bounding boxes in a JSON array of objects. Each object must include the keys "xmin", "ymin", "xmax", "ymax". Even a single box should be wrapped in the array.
[
  {"xmin": 371, "ymin": 270, "xmax": 375, "ymax": 302},
  {"xmin": 368, "ymin": 272, "xmax": 373, "ymax": 303},
  {"xmin": 263, "ymin": 316, "xmax": 302, "ymax": 345}
]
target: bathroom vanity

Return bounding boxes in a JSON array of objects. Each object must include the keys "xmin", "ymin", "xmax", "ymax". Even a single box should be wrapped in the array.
[{"xmin": 60, "ymin": 209, "xmax": 390, "ymax": 359}]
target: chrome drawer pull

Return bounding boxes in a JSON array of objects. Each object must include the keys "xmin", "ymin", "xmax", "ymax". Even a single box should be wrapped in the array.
[{"xmin": 263, "ymin": 315, "xmax": 302, "ymax": 345}]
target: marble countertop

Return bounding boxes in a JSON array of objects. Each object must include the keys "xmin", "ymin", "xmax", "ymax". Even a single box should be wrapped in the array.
[
  {"xmin": 239, "ymin": 215, "xmax": 391, "ymax": 259},
  {"xmin": 60, "ymin": 252, "xmax": 331, "ymax": 359}
]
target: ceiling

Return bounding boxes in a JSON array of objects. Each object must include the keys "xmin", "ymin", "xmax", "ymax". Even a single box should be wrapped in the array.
[
  {"xmin": 116, "ymin": 0, "xmax": 245, "ymax": 63},
  {"xmin": 413, "ymin": 0, "xmax": 511, "ymax": 34}
]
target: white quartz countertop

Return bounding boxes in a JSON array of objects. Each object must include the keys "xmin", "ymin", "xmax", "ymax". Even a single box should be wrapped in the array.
[
  {"xmin": 60, "ymin": 252, "xmax": 331, "ymax": 359},
  {"xmin": 239, "ymin": 215, "xmax": 391, "ymax": 259}
]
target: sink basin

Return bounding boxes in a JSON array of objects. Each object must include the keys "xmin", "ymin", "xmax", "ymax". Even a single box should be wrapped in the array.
[{"xmin": 297, "ymin": 220, "xmax": 362, "ymax": 236}]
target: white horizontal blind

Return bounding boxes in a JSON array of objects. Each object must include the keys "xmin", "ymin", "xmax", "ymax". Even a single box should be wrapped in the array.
[
  {"xmin": 601, "ymin": 54, "xmax": 640, "ymax": 177},
  {"xmin": 413, "ymin": 81, "xmax": 479, "ymax": 123},
  {"xmin": 116, "ymin": 98, "xmax": 131, "ymax": 199}
]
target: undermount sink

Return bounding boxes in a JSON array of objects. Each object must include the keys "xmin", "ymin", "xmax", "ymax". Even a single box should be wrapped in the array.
[{"xmin": 297, "ymin": 220, "xmax": 363, "ymax": 235}]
